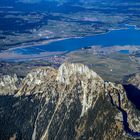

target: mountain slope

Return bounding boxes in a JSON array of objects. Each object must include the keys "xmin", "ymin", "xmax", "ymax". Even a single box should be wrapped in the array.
[{"xmin": 0, "ymin": 62, "xmax": 140, "ymax": 140}]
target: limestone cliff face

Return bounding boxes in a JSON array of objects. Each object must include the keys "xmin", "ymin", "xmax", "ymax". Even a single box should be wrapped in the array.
[
  {"xmin": 0, "ymin": 62, "xmax": 140, "ymax": 140},
  {"xmin": 0, "ymin": 74, "xmax": 19, "ymax": 95}
]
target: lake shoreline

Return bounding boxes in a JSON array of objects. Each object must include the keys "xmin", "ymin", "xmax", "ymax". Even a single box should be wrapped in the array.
[
  {"xmin": 0, "ymin": 24, "xmax": 140, "ymax": 61},
  {"xmin": 2, "ymin": 24, "xmax": 138, "ymax": 53}
]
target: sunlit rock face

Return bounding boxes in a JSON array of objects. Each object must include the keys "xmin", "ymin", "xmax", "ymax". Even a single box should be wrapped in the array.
[
  {"xmin": 0, "ymin": 74, "xmax": 19, "ymax": 95},
  {"xmin": 0, "ymin": 62, "xmax": 140, "ymax": 140}
]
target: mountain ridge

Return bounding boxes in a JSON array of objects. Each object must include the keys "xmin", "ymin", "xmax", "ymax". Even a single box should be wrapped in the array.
[{"xmin": 0, "ymin": 62, "xmax": 140, "ymax": 140}]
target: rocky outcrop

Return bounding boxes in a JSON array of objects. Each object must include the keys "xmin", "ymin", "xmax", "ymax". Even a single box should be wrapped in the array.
[
  {"xmin": 0, "ymin": 74, "xmax": 19, "ymax": 95},
  {"xmin": 126, "ymin": 73, "xmax": 140, "ymax": 89},
  {"xmin": 0, "ymin": 62, "xmax": 140, "ymax": 140}
]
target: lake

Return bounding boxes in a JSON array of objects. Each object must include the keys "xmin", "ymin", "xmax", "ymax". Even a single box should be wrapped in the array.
[{"xmin": 10, "ymin": 25, "xmax": 140, "ymax": 55}]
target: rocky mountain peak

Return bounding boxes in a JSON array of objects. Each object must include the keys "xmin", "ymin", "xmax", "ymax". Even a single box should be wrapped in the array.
[
  {"xmin": 0, "ymin": 63, "xmax": 140, "ymax": 140},
  {"xmin": 57, "ymin": 62, "xmax": 102, "ymax": 84}
]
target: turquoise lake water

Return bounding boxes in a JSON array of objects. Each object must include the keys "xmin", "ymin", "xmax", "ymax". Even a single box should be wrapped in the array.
[{"xmin": 12, "ymin": 25, "xmax": 140, "ymax": 55}]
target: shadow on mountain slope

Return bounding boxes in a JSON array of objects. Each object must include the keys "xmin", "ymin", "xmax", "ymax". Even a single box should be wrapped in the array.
[{"xmin": 123, "ymin": 84, "xmax": 140, "ymax": 110}]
